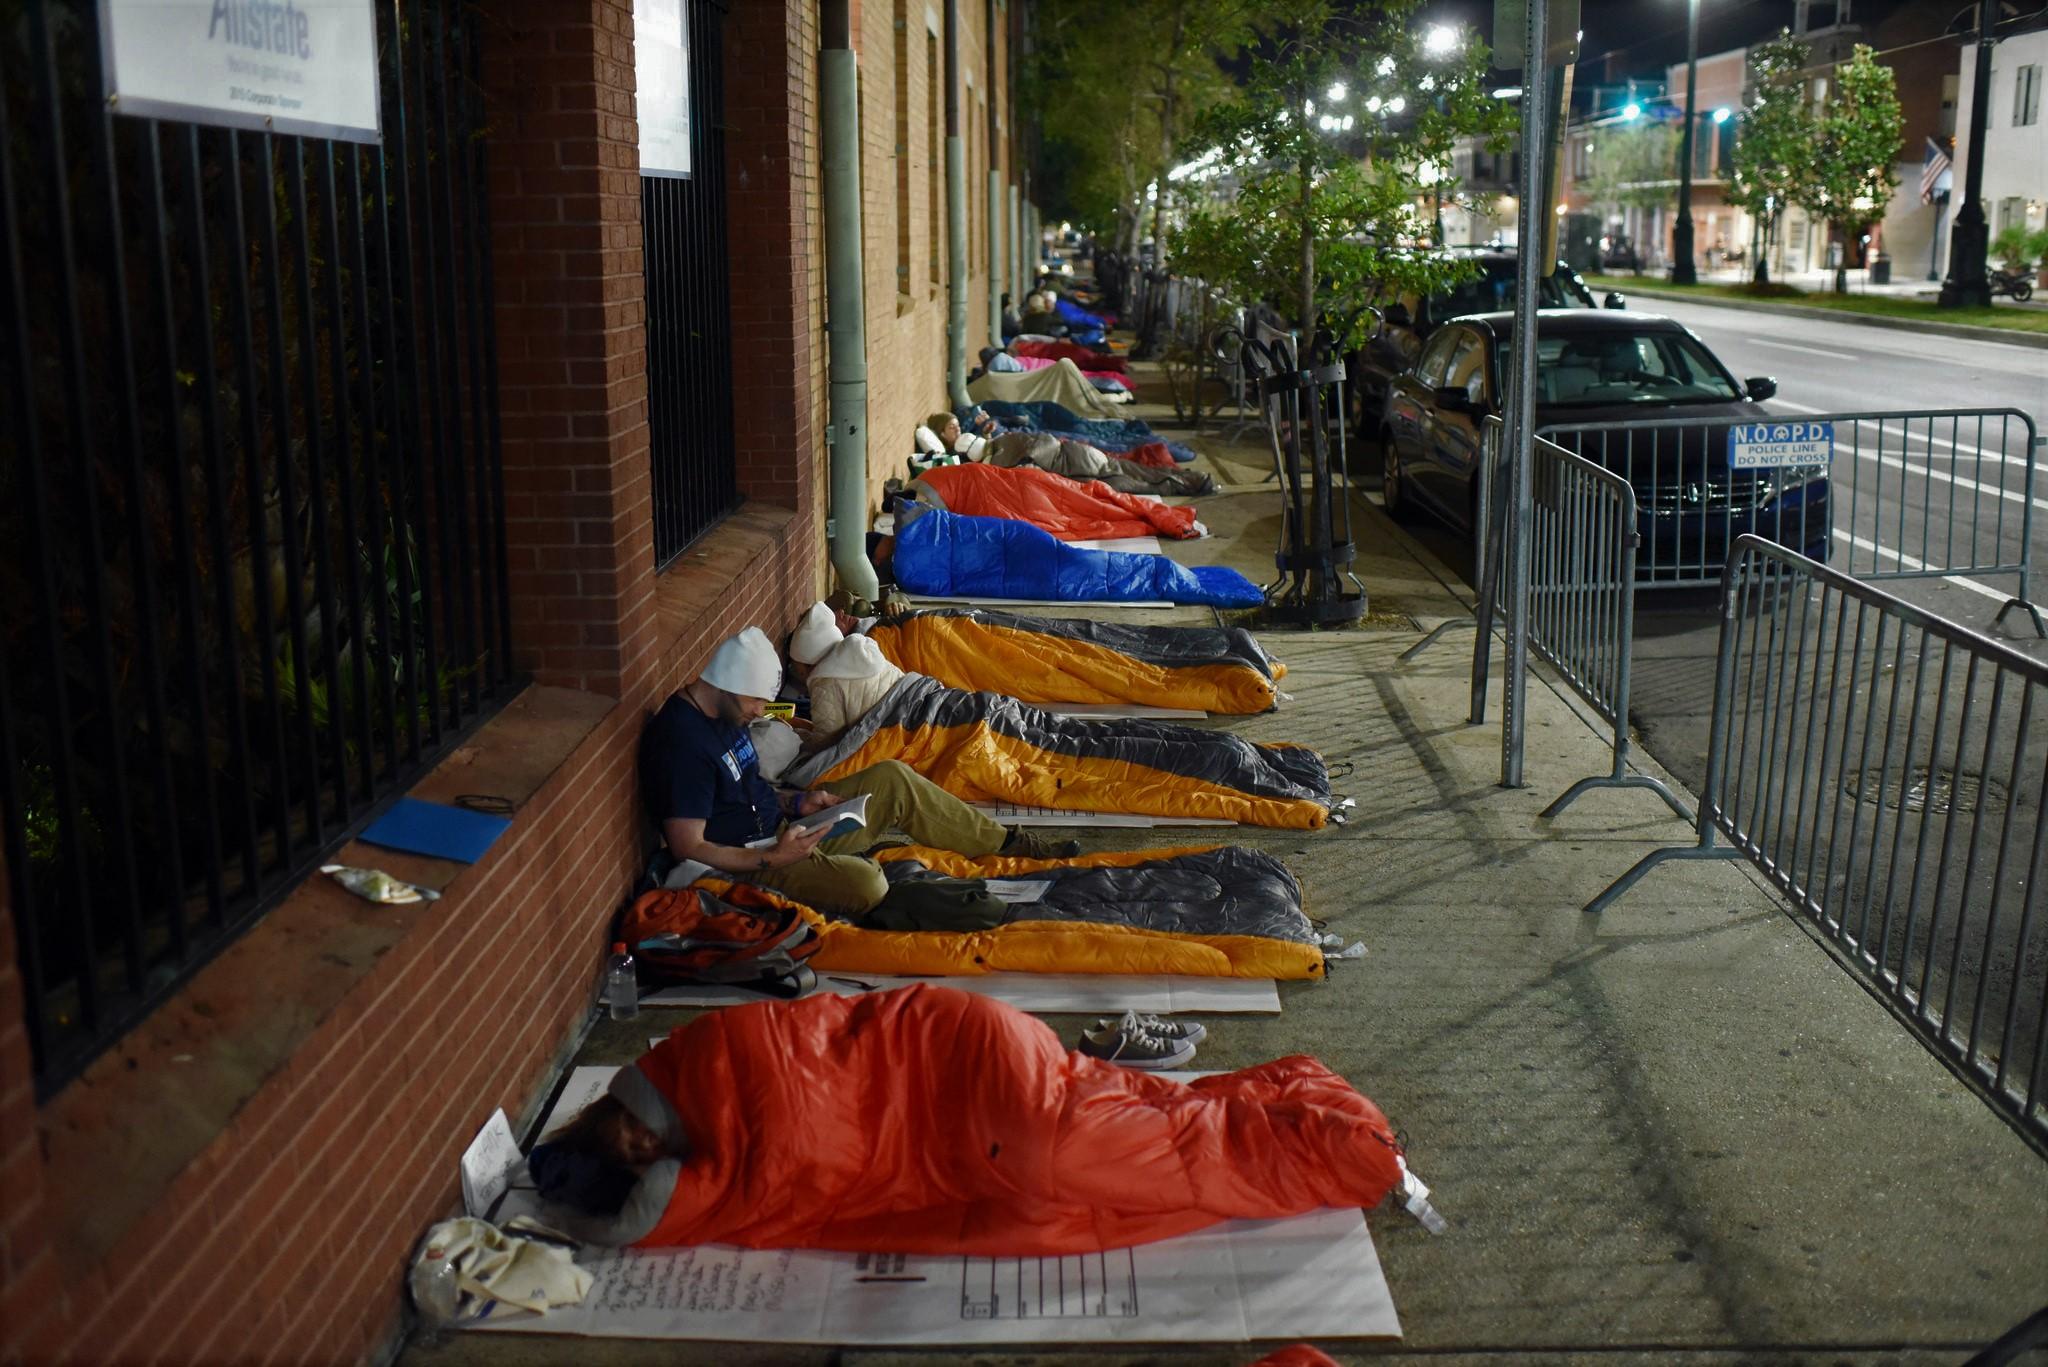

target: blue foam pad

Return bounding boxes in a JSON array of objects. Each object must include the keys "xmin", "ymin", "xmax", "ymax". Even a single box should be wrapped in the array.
[{"xmin": 359, "ymin": 797, "xmax": 512, "ymax": 864}]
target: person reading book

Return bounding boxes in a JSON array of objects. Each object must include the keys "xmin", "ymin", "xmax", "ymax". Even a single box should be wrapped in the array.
[{"xmin": 639, "ymin": 627, "xmax": 1077, "ymax": 917}]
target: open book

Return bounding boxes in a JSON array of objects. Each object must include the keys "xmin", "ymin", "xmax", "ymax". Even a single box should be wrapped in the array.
[{"xmin": 745, "ymin": 793, "xmax": 871, "ymax": 849}]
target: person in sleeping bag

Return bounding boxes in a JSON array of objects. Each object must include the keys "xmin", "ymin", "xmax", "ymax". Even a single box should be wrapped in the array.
[
  {"xmin": 789, "ymin": 598, "xmax": 1288, "ymax": 715},
  {"xmin": 783, "ymin": 633, "xmax": 1334, "ymax": 829},
  {"xmin": 639, "ymin": 627, "xmax": 1078, "ymax": 919},
  {"xmin": 924, "ymin": 412, "xmax": 1209, "ymax": 497},
  {"xmin": 528, "ymin": 983, "xmax": 1407, "ymax": 1255}
]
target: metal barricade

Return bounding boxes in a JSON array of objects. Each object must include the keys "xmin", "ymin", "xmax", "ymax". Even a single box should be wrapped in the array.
[
  {"xmin": 1459, "ymin": 429, "xmax": 1692, "ymax": 819},
  {"xmin": 1592, "ymin": 536, "xmax": 2048, "ymax": 1152},
  {"xmin": 1538, "ymin": 409, "xmax": 2044, "ymax": 636}
]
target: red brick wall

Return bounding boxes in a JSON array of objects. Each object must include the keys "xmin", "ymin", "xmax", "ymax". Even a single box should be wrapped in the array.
[{"xmin": 0, "ymin": 0, "xmax": 824, "ymax": 1361}]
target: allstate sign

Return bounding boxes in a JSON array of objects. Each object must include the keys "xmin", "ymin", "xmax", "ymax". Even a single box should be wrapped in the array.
[
  {"xmin": 101, "ymin": 0, "xmax": 383, "ymax": 143},
  {"xmin": 1728, "ymin": 420, "xmax": 1833, "ymax": 470}
]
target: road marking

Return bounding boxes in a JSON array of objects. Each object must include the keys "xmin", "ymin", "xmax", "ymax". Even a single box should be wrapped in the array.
[
  {"xmin": 1766, "ymin": 398, "xmax": 2038, "ymax": 473},
  {"xmin": 1748, "ymin": 337, "xmax": 1859, "ymax": 361},
  {"xmin": 1832, "ymin": 529, "xmax": 2010, "ymax": 604}
]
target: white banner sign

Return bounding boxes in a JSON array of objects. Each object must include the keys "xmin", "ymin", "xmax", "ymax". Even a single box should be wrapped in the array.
[
  {"xmin": 1728, "ymin": 420, "xmax": 1834, "ymax": 470},
  {"xmin": 635, "ymin": 0, "xmax": 692, "ymax": 177},
  {"xmin": 100, "ymin": 0, "xmax": 382, "ymax": 143}
]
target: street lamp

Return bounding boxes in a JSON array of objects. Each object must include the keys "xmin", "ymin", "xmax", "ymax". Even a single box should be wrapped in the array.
[
  {"xmin": 1424, "ymin": 23, "xmax": 1459, "ymax": 57},
  {"xmin": 1671, "ymin": 0, "xmax": 1701, "ymax": 284},
  {"xmin": 1712, "ymin": 106, "xmax": 1731, "ymax": 124},
  {"xmin": 1420, "ymin": 24, "xmax": 1463, "ymax": 246}
]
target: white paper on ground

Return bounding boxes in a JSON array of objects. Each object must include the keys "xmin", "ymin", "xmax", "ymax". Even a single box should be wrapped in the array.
[
  {"xmin": 460, "ymin": 1109, "xmax": 523, "ymax": 1218},
  {"xmin": 908, "ymin": 594, "xmax": 1175, "ymax": 610},
  {"xmin": 644, "ymin": 973, "xmax": 1281, "ymax": 1014},
  {"xmin": 479, "ymin": 1070, "xmax": 1397, "ymax": 1345},
  {"xmin": 981, "ymin": 878, "xmax": 1050, "ymax": 902},
  {"xmin": 1043, "ymin": 702, "xmax": 1208, "ymax": 719},
  {"xmin": 971, "ymin": 803, "xmax": 1236, "ymax": 828},
  {"xmin": 1066, "ymin": 536, "xmax": 1163, "ymax": 554}
]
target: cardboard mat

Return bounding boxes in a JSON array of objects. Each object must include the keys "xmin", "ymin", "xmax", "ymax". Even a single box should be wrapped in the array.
[
  {"xmin": 471, "ymin": 1067, "xmax": 1399, "ymax": 1346},
  {"xmin": 644, "ymin": 973, "xmax": 1282, "ymax": 1015},
  {"xmin": 908, "ymin": 594, "xmax": 1176, "ymax": 610},
  {"xmin": 972, "ymin": 803, "xmax": 1237, "ymax": 828},
  {"xmin": 1044, "ymin": 702, "xmax": 1208, "ymax": 720},
  {"xmin": 1066, "ymin": 535, "xmax": 1164, "ymax": 554}
]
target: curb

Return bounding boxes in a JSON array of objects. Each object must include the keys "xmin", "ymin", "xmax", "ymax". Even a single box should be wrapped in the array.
[{"xmin": 1608, "ymin": 284, "xmax": 2048, "ymax": 351}]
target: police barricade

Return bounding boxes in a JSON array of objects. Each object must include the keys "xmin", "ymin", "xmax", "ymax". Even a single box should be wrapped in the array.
[
  {"xmin": 1536, "ymin": 409, "xmax": 2044, "ymax": 635},
  {"xmin": 1591, "ymin": 535, "xmax": 2048, "ymax": 1151}
]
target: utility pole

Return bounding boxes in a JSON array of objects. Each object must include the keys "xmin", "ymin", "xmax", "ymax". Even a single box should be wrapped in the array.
[
  {"xmin": 1671, "ymin": 0, "xmax": 1700, "ymax": 282},
  {"xmin": 1939, "ymin": 0, "xmax": 1993, "ymax": 308}
]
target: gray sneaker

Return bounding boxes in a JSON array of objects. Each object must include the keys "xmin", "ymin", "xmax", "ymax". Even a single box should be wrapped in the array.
[
  {"xmin": 1077, "ymin": 1010, "xmax": 1198, "ymax": 1070},
  {"xmin": 1095, "ymin": 1012, "xmax": 1206, "ymax": 1047}
]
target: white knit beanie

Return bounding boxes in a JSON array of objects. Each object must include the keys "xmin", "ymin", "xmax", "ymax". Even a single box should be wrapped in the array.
[
  {"xmin": 788, "ymin": 601, "xmax": 843, "ymax": 665},
  {"xmin": 808, "ymin": 634, "xmax": 888, "ymax": 681},
  {"xmin": 700, "ymin": 627, "xmax": 782, "ymax": 699}
]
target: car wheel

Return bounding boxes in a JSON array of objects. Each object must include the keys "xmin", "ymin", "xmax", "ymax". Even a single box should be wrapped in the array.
[{"xmin": 1382, "ymin": 431, "xmax": 1418, "ymax": 523}]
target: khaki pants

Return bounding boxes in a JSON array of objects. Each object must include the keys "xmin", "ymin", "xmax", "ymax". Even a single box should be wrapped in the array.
[{"xmin": 753, "ymin": 760, "xmax": 1005, "ymax": 916}]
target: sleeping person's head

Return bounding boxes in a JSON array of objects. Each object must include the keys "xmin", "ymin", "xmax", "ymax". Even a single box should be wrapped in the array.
[
  {"xmin": 926, "ymin": 412, "xmax": 962, "ymax": 447},
  {"xmin": 786, "ymin": 600, "xmax": 843, "ymax": 687},
  {"xmin": 528, "ymin": 1095, "xmax": 668, "ymax": 1215}
]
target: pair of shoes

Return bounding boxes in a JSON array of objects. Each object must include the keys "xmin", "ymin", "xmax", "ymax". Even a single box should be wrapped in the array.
[
  {"xmin": 1001, "ymin": 826, "xmax": 1081, "ymax": 860},
  {"xmin": 1077, "ymin": 1009, "xmax": 1202, "ymax": 1070}
]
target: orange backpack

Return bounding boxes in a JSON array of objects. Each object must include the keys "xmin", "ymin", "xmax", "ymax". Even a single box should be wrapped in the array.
[{"xmin": 617, "ymin": 883, "xmax": 822, "ymax": 998}]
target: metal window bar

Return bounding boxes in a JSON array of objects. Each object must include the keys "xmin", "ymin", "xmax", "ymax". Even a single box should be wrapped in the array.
[
  {"xmin": 1592, "ymin": 536, "xmax": 2048, "ymax": 1156},
  {"xmin": 644, "ymin": 0, "xmax": 742, "ymax": 569},
  {"xmin": 0, "ymin": 0, "xmax": 517, "ymax": 1094}
]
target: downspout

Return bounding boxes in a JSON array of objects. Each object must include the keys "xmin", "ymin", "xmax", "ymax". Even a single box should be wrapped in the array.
[
  {"xmin": 944, "ymin": 0, "xmax": 970, "ymax": 406},
  {"xmin": 986, "ymin": 0, "xmax": 1003, "ymax": 342},
  {"xmin": 821, "ymin": 1, "xmax": 880, "ymax": 599}
]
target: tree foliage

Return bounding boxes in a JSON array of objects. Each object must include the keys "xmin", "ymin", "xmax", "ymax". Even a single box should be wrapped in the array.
[
  {"xmin": 1801, "ymin": 42, "xmax": 1903, "ymax": 260},
  {"xmin": 1167, "ymin": 0, "xmax": 1512, "ymax": 350},
  {"xmin": 1727, "ymin": 31, "xmax": 1813, "ymax": 283},
  {"xmin": 1581, "ymin": 121, "xmax": 1681, "ymax": 218}
]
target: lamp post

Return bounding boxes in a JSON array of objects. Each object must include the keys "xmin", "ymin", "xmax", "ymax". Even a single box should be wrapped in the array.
[
  {"xmin": 1424, "ymin": 23, "xmax": 1462, "ymax": 245},
  {"xmin": 1671, "ymin": 0, "xmax": 1701, "ymax": 283},
  {"xmin": 1939, "ymin": 0, "xmax": 1993, "ymax": 308}
]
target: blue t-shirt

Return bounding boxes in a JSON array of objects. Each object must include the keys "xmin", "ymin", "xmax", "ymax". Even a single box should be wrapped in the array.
[{"xmin": 639, "ymin": 694, "xmax": 782, "ymax": 847}]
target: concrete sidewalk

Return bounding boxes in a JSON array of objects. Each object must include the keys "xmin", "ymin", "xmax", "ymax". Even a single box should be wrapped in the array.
[{"xmin": 404, "ymin": 360, "xmax": 2048, "ymax": 1366}]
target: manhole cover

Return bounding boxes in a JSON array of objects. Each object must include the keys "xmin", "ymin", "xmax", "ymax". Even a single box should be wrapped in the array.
[{"xmin": 1844, "ymin": 766, "xmax": 2008, "ymax": 814}]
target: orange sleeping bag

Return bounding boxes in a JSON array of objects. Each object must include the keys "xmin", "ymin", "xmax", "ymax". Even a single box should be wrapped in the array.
[
  {"xmin": 913, "ymin": 462, "xmax": 1198, "ymax": 541},
  {"xmin": 624, "ymin": 984, "xmax": 1403, "ymax": 1254}
]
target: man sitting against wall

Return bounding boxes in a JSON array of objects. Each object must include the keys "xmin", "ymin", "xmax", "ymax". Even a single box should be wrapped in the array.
[{"xmin": 639, "ymin": 627, "xmax": 1077, "ymax": 918}]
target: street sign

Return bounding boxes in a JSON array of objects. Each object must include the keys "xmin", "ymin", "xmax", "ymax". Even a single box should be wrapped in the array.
[
  {"xmin": 1492, "ymin": 0, "xmax": 1581, "ymax": 68},
  {"xmin": 100, "ymin": 0, "xmax": 383, "ymax": 142},
  {"xmin": 1729, "ymin": 421, "xmax": 1834, "ymax": 470}
]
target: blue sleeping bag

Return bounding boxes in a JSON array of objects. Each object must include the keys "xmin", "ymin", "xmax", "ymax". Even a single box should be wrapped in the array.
[
  {"xmin": 1055, "ymin": 297, "xmax": 1110, "ymax": 329},
  {"xmin": 893, "ymin": 508, "xmax": 1263, "ymax": 608}
]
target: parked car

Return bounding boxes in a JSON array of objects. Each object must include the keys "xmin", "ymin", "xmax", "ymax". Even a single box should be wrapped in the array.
[
  {"xmin": 1348, "ymin": 249, "xmax": 1622, "ymax": 435},
  {"xmin": 1378, "ymin": 310, "xmax": 1829, "ymax": 581},
  {"xmin": 1600, "ymin": 234, "xmax": 1642, "ymax": 272}
]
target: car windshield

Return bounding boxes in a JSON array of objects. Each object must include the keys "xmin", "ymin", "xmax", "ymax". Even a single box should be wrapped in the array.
[
  {"xmin": 1437, "ymin": 264, "xmax": 1588, "ymax": 318},
  {"xmin": 1531, "ymin": 330, "xmax": 1745, "ymax": 406}
]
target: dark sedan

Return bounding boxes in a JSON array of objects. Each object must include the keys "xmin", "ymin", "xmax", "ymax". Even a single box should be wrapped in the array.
[{"xmin": 1379, "ymin": 310, "xmax": 1832, "ymax": 583}]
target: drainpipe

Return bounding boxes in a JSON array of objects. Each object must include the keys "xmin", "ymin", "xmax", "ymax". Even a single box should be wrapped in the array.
[
  {"xmin": 945, "ymin": 0, "xmax": 970, "ymax": 407},
  {"xmin": 820, "ymin": 1, "xmax": 880, "ymax": 599},
  {"xmin": 1009, "ymin": 182, "xmax": 1022, "ymax": 300},
  {"xmin": 985, "ymin": 0, "xmax": 1003, "ymax": 342}
]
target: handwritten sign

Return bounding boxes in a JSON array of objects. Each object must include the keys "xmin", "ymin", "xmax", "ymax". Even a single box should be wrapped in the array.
[
  {"xmin": 459, "ymin": 1109, "xmax": 521, "ymax": 1218},
  {"xmin": 1729, "ymin": 421, "xmax": 1833, "ymax": 471},
  {"xmin": 100, "ymin": 0, "xmax": 383, "ymax": 143}
]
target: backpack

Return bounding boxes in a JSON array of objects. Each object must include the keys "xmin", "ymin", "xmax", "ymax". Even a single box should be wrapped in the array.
[{"xmin": 617, "ymin": 883, "xmax": 823, "ymax": 998}]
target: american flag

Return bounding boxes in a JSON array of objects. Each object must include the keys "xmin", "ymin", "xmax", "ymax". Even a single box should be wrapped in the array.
[{"xmin": 1919, "ymin": 136, "xmax": 1951, "ymax": 204}]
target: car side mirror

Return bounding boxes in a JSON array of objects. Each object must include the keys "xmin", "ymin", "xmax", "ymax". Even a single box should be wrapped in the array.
[
  {"xmin": 1383, "ymin": 302, "xmax": 1413, "ymax": 328},
  {"xmin": 1745, "ymin": 376, "xmax": 1778, "ymax": 400},
  {"xmin": 1603, "ymin": 291, "xmax": 1627, "ymax": 310}
]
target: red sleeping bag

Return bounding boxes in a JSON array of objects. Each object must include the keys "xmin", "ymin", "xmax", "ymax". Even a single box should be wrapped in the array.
[
  {"xmin": 623, "ymin": 985, "xmax": 1405, "ymax": 1255},
  {"xmin": 916, "ymin": 461, "xmax": 1199, "ymax": 540},
  {"xmin": 1119, "ymin": 441, "xmax": 1180, "ymax": 469},
  {"xmin": 1010, "ymin": 339, "xmax": 1129, "ymax": 373}
]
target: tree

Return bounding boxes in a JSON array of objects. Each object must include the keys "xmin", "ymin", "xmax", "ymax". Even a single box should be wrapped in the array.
[
  {"xmin": 1581, "ymin": 121, "xmax": 1681, "ymax": 238},
  {"xmin": 1801, "ymin": 43, "xmax": 1903, "ymax": 293},
  {"xmin": 1169, "ymin": 0, "xmax": 1512, "ymax": 350},
  {"xmin": 1727, "ymin": 31, "xmax": 1815, "ymax": 286}
]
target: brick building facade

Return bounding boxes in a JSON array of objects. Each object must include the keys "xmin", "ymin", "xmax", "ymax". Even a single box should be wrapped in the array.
[{"xmin": 0, "ymin": 1, "xmax": 1020, "ymax": 1362}]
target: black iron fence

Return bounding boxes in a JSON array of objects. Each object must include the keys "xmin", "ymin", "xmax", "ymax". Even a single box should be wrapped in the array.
[
  {"xmin": 1, "ymin": 0, "xmax": 516, "ymax": 1093},
  {"xmin": 644, "ymin": 0, "xmax": 740, "ymax": 568}
]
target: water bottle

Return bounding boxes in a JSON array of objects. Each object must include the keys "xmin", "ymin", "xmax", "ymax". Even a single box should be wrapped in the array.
[
  {"xmin": 605, "ymin": 942, "xmax": 640, "ymax": 1020},
  {"xmin": 409, "ymin": 1242, "xmax": 463, "ymax": 1329}
]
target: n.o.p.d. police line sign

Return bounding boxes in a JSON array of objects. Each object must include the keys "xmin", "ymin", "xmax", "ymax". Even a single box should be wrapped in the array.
[
  {"xmin": 1728, "ymin": 421, "xmax": 1833, "ymax": 471},
  {"xmin": 101, "ymin": 0, "xmax": 382, "ymax": 143}
]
